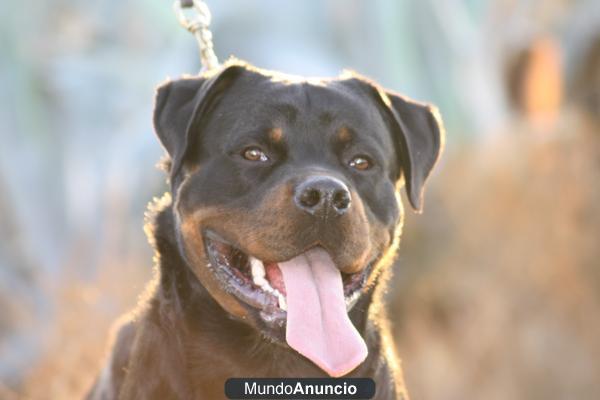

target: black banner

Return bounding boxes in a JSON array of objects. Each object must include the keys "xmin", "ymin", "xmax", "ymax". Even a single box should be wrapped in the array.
[{"xmin": 225, "ymin": 378, "xmax": 375, "ymax": 399}]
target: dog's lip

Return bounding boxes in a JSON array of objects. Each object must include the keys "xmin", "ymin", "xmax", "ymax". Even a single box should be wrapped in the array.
[
  {"xmin": 202, "ymin": 230, "xmax": 374, "ymax": 321},
  {"xmin": 203, "ymin": 232, "xmax": 281, "ymax": 312}
]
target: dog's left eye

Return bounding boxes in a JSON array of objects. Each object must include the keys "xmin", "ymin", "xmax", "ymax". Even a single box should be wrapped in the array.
[
  {"xmin": 242, "ymin": 147, "xmax": 269, "ymax": 162},
  {"xmin": 349, "ymin": 155, "xmax": 373, "ymax": 171}
]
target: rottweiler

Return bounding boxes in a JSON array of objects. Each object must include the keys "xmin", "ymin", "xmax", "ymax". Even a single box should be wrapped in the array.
[{"xmin": 87, "ymin": 60, "xmax": 444, "ymax": 400}]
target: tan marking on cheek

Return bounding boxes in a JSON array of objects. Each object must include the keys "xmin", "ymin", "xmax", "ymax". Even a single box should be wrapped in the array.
[
  {"xmin": 269, "ymin": 127, "xmax": 283, "ymax": 142},
  {"xmin": 180, "ymin": 214, "xmax": 205, "ymax": 247},
  {"xmin": 178, "ymin": 211, "xmax": 249, "ymax": 318},
  {"xmin": 337, "ymin": 126, "xmax": 352, "ymax": 142}
]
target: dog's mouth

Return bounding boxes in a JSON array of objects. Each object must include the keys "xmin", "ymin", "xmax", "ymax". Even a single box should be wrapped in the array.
[
  {"xmin": 204, "ymin": 232, "xmax": 370, "ymax": 316},
  {"xmin": 203, "ymin": 231, "xmax": 374, "ymax": 377}
]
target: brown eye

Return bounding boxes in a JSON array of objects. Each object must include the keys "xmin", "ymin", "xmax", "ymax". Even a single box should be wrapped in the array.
[
  {"xmin": 349, "ymin": 155, "xmax": 372, "ymax": 171},
  {"xmin": 242, "ymin": 147, "xmax": 269, "ymax": 162}
]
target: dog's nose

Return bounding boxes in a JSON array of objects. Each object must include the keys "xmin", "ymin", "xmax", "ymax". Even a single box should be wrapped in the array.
[{"xmin": 294, "ymin": 176, "xmax": 351, "ymax": 217}]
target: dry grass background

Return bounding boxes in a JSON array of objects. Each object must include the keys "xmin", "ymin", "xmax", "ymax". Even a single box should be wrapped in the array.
[
  {"xmin": 392, "ymin": 109, "xmax": 600, "ymax": 400},
  {"xmin": 20, "ymin": 257, "xmax": 151, "ymax": 399}
]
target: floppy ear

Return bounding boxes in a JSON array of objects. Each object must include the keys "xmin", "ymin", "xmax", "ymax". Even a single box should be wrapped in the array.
[
  {"xmin": 153, "ymin": 65, "xmax": 244, "ymax": 184},
  {"xmin": 381, "ymin": 90, "xmax": 445, "ymax": 212},
  {"xmin": 339, "ymin": 74, "xmax": 444, "ymax": 212}
]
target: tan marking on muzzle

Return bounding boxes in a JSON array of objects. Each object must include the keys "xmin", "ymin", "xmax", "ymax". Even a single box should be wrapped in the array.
[{"xmin": 178, "ymin": 208, "xmax": 249, "ymax": 318}]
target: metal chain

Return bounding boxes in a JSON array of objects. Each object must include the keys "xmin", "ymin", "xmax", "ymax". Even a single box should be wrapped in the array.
[{"xmin": 173, "ymin": 0, "xmax": 219, "ymax": 72}]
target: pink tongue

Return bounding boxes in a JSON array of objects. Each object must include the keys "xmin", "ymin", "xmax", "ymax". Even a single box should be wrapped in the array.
[{"xmin": 278, "ymin": 248, "xmax": 368, "ymax": 377}]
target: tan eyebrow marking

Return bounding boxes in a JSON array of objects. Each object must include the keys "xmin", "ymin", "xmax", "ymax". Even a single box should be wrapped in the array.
[
  {"xmin": 269, "ymin": 127, "xmax": 283, "ymax": 142},
  {"xmin": 337, "ymin": 126, "xmax": 352, "ymax": 142}
]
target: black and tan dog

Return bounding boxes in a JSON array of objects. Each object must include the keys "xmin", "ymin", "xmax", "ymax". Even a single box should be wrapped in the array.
[{"xmin": 87, "ymin": 60, "xmax": 444, "ymax": 400}]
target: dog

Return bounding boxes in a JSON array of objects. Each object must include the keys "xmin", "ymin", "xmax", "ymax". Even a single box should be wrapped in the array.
[{"xmin": 87, "ymin": 60, "xmax": 444, "ymax": 400}]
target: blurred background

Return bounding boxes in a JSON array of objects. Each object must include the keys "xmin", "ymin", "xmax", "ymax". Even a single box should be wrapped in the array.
[{"xmin": 1, "ymin": 0, "xmax": 599, "ymax": 398}]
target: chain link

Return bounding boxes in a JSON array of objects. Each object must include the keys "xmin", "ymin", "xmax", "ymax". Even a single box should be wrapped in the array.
[{"xmin": 173, "ymin": 0, "xmax": 219, "ymax": 72}]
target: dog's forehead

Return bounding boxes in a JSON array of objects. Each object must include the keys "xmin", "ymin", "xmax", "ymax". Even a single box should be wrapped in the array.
[{"xmin": 214, "ymin": 71, "xmax": 389, "ymax": 145}]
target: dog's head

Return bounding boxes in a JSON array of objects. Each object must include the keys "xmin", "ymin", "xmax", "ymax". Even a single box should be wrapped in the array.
[{"xmin": 153, "ymin": 61, "xmax": 444, "ymax": 376}]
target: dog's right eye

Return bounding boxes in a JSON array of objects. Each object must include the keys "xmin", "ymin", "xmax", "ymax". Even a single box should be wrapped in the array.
[
  {"xmin": 348, "ymin": 155, "xmax": 373, "ymax": 171},
  {"xmin": 242, "ymin": 147, "xmax": 269, "ymax": 162}
]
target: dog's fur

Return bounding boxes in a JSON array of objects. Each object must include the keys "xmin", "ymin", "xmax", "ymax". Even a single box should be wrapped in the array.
[{"xmin": 87, "ymin": 60, "xmax": 444, "ymax": 400}]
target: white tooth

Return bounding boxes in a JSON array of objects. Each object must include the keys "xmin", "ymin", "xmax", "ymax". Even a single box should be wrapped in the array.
[
  {"xmin": 254, "ymin": 276, "xmax": 266, "ymax": 286},
  {"xmin": 250, "ymin": 256, "xmax": 265, "ymax": 278},
  {"xmin": 345, "ymin": 290, "xmax": 361, "ymax": 310},
  {"xmin": 250, "ymin": 257, "xmax": 283, "ymax": 299},
  {"xmin": 278, "ymin": 293, "xmax": 287, "ymax": 311},
  {"xmin": 250, "ymin": 257, "xmax": 266, "ymax": 285},
  {"xmin": 259, "ymin": 280, "xmax": 273, "ymax": 292}
]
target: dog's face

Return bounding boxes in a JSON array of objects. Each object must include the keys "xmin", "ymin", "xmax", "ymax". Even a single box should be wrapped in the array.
[{"xmin": 153, "ymin": 62, "xmax": 443, "ymax": 374}]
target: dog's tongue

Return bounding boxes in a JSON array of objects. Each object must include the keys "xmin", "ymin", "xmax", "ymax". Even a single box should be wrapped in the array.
[{"xmin": 278, "ymin": 248, "xmax": 367, "ymax": 377}]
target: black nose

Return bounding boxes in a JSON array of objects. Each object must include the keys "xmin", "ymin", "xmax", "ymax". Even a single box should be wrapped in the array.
[{"xmin": 294, "ymin": 176, "xmax": 351, "ymax": 217}]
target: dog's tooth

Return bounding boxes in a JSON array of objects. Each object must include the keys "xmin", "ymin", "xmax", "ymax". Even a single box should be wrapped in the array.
[
  {"xmin": 250, "ymin": 257, "xmax": 283, "ymax": 297},
  {"xmin": 255, "ymin": 277, "xmax": 269, "ymax": 288},
  {"xmin": 250, "ymin": 256, "xmax": 266, "ymax": 285},
  {"xmin": 345, "ymin": 290, "xmax": 361, "ymax": 309},
  {"xmin": 278, "ymin": 293, "xmax": 287, "ymax": 311},
  {"xmin": 250, "ymin": 257, "xmax": 265, "ymax": 277},
  {"xmin": 258, "ymin": 280, "xmax": 271, "ymax": 292},
  {"xmin": 255, "ymin": 276, "xmax": 273, "ymax": 290}
]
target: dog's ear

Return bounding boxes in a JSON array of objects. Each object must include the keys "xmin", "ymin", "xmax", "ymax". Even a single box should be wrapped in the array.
[
  {"xmin": 153, "ymin": 65, "xmax": 244, "ymax": 183},
  {"xmin": 341, "ymin": 75, "xmax": 445, "ymax": 212},
  {"xmin": 382, "ymin": 90, "xmax": 445, "ymax": 212}
]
